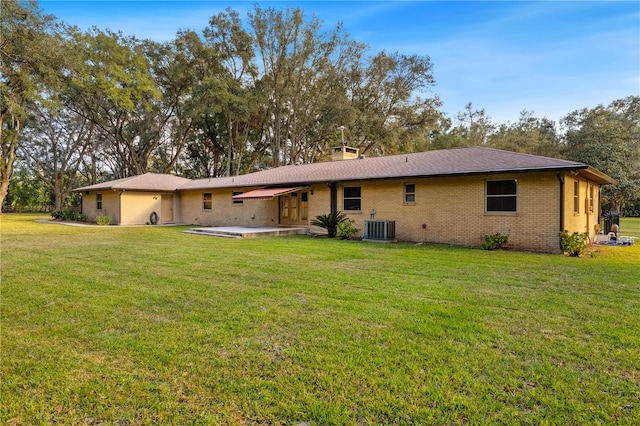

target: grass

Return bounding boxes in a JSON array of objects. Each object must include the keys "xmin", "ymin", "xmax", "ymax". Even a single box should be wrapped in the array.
[{"xmin": 1, "ymin": 214, "xmax": 639, "ymax": 425}]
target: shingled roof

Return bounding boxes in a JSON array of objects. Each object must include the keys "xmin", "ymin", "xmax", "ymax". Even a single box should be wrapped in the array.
[
  {"xmin": 180, "ymin": 147, "xmax": 615, "ymax": 190},
  {"xmin": 74, "ymin": 173, "xmax": 191, "ymax": 192}
]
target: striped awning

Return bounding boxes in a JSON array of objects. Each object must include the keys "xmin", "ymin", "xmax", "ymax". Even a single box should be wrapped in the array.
[{"xmin": 232, "ymin": 187, "xmax": 303, "ymax": 200}]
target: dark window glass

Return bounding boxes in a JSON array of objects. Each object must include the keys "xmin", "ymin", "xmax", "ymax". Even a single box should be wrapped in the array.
[
  {"xmin": 232, "ymin": 191, "xmax": 243, "ymax": 205},
  {"xmin": 404, "ymin": 183, "xmax": 416, "ymax": 203},
  {"xmin": 486, "ymin": 180, "xmax": 517, "ymax": 212},
  {"xmin": 96, "ymin": 193, "xmax": 103, "ymax": 210},
  {"xmin": 344, "ymin": 187, "xmax": 361, "ymax": 198},
  {"xmin": 203, "ymin": 193, "xmax": 212, "ymax": 210},
  {"xmin": 343, "ymin": 186, "xmax": 361, "ymax": 211},
  {"xmin": 487, "ymin": 180, "xmax": 517, "ymax": 195}
]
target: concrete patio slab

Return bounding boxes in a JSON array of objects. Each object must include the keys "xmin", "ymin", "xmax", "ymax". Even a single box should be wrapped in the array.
[{"xmin": 183, "ymin": 226, "xmax": 309, "ymax": 239}]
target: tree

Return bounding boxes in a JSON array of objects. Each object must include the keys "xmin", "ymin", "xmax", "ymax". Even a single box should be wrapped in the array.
[
  {"xmin": 18, "ymin": 104, "xmax": 93, "ymax": 210},
  {"xmin": 249, "ymin": 6, "xmax": 366, "ymax": 166},
  {"xmin": 343, "ymin": 50, "xmax": 441, "ymax": 156},
  {"xmin": 64, "ymin": 28, "xmax": 162, "ymax": 178},
  {"xmin": 452, "ymin": 102, "xmax": 494, "ymax": 146},
  {"xmin": 0, "ymin": 0, "xmax": 66, "ymax": 209},
  {"xmin": 488, "ymin": 110, "xmax": 561, "ymax": 158},
  {"xmin": 562, "ymin": 96, "xmax": 640, "ymax": 214}
]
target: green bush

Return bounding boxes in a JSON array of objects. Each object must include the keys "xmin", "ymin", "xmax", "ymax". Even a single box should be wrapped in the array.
[
  {"xmin": 51, "ymin": 209, "xmax": 86, "ymax": 222},
  {"xmin": 311, "ymin": 211, "xmax": 348, "ymax": 238},
  {"xmin": 337, "ymin": 219, "xmax": 359, "ymax": 240},
  {"xmin": 96, "ymin": 215, "xmax": 111, "ymax": 226},
  {"xmin": 559, "ymin": 230, "xmax": 589, "ymax": 256},
  {"xmin": 481, "ymin": 233, "xmax": 509, "ymax": 250}
]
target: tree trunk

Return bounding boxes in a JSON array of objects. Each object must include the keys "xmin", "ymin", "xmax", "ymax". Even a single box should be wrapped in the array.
[{"xmin": 0, "ymin": 116, "xmax": 20, "ymax": 213}]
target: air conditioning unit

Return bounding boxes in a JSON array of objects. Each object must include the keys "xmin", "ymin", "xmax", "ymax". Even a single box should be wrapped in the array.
[{"xmin": 363, "ymin": 220, "xmax": 396, "ymax": 241}]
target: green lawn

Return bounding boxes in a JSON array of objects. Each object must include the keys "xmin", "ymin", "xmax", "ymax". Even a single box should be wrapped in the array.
[{"xmin": 2, "ymin": 214, "xmax": 639, "ymax": 425}]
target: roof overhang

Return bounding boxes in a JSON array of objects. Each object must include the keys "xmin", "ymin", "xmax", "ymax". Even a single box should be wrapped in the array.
[
  {"xmin": 232, "ymin": 187, "xmax": 304, "ymax": 200},
  {"xmin": 576, "ymin": 166, "xmax": 617, "ymax": 185}
]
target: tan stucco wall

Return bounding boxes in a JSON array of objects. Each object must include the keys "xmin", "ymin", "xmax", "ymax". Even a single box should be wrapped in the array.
[
  {"xmin": 562, "ymin": 173, "xmax": 601, "ymax": 243},
  {"xmin": 335, "ymin": 173, "xmax": 564, "ymax": 252},
  {"xmin": 180, "ymin": 188, "xmax": 279, "ymax": 227},
  {"xmin": 120, "ymin": 192, "xmax": 179, "ymax": 225},
  {"xmin": 82, "ymin": 191, "xmax": 181, "ymax": 225},
  {"xmin": 81, "ymin": 191, "xmax": 121, "ymax": 224}
]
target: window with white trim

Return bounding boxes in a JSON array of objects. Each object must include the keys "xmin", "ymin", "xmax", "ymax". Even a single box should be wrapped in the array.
[
  {"xmin": 589, "ymin": 185, "xmax": 594, "ymax": 212},
  {"xmin": 573, "ymin": 181, "xmax": 579, "ymax": 213},
  {"xmin": 96, "ymin": 193, "xmax": 103, "ymax": 210},
  {"xmin": 404, "ymin": 183, "xmax": 416, "ymax": 203},
  {"xmin": 486, "ymin": 180, "xmax": 517, "ymax": 212}
]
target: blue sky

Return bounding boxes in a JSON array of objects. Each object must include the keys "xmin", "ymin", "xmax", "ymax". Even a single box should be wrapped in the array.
[{"xmin": 39, "ymin": 1, "xmax": 639, "ymax": 125}]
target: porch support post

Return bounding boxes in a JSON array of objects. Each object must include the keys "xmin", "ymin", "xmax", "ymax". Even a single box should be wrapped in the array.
[{"xmin": 330, "ymin": 182, "xmax": 337, "ymax": 213}]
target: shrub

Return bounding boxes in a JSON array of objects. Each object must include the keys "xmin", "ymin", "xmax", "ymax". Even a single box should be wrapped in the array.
[
  {"xmin": 311, "ymin": 211, "xmax": 348, "ymax": 238},
  {"xmin": 53, "ymin": 209, "xmax": 87, "ymax": 222},
  {"xmin": 337, "ymin": 219, "xmax": 359, "ymax": 240},
  {"xmin": 96, "ymin": 215, "xmax": 111, "ymax": 226},
  {"xmin": 559, "ymin": 230, "xmax": 589, "ymax": 256},
  {"xmin": 481, "ymin": 233, "xmax": 509, "ymax": 250}
]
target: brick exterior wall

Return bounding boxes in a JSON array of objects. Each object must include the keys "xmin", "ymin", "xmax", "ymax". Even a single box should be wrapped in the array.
[
  {"xmin": 336, "ymin": 173, "xmax": 563, "ymax": 252},
  {"xmin": 84, "ymin": 170, "xmax": 604, "ymax": 253}
]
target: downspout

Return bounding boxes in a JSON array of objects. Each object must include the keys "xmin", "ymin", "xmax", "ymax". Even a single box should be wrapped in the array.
[
  {"xmin": 585, "ymin": 179, "xmax": 590, "ymax": 237},
  {"xmin": 557, "ymin": 173, "xmax": 564, "ymax": 249}
]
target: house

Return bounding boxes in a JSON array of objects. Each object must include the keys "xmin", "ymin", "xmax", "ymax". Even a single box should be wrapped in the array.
[{"xmin": 74, "ymin": 146, "xmax": 615, "ymax": 252}]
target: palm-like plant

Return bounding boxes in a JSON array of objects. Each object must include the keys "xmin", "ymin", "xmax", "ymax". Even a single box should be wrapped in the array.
[{"xmin": 311, "ymin": 211, "xmax": 348, "ymax": 238}]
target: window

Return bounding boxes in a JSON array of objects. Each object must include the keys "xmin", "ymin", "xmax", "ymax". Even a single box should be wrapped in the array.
[
  {"xmin": 343, "ymin": 186, "xmax": 361, "ymax": 211},
  {"xmin": 96, "ymin": 193, "xmax": 103, "ymax": 210},
  {"xmin": 232, "ymin": 191, "xmax": 243, "ymax": 205},
  {"xmin": 404, "ymin": 183, "xmax": 416, "ymax": 203},
  {"xmin": 573, "ymin": 181, "xmax": 579, "ymax": 213},
  {"xmin": 589, "ymin": 185, "xmax": 594, "ymax": 212},
  {"xmin": 486, "ymin": 180, "xmax": 517, "ymax": 212},
  {"xmin": 203, "ymin": 192, "xmax": 212, "ymax": 211}
]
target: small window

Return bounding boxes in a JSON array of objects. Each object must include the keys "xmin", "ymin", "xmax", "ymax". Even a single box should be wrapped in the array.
[
  {"xmin": 589, "ymin": 185, "xmax": 594, "ymax": 212},
  {"xmin": 232, "ymin": 191, "xmax": 243, "ymax": 205},
  {"xmin": 404, "ymin": 183, "xmax": 416, "ymax": 203},
  {"xmin": 203, "ymin": 192, "xmax": 212, "ymax": 211},
  {"xmin": 573, "ymin": 181, "xmax": 579, "ymax": 213},
  {"xmin": 96, "ymin": 193, "xmax": 103, "ymax": 210},
  {"xmin": 343, "ymin": 186, "xmax": 361, "ymax": 211},
  {"xmin": 486, "ymin": 180, "xmax": 517, "ymax": 212}
]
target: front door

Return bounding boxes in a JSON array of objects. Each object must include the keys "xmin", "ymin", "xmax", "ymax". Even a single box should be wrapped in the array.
[
  {"xmin": 280, "ymin": 191, "xmax": 308, "ymax": 225},
  {"xmin": 161, "ymin": 195, "xmax": 173, "ymax": 223}
]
